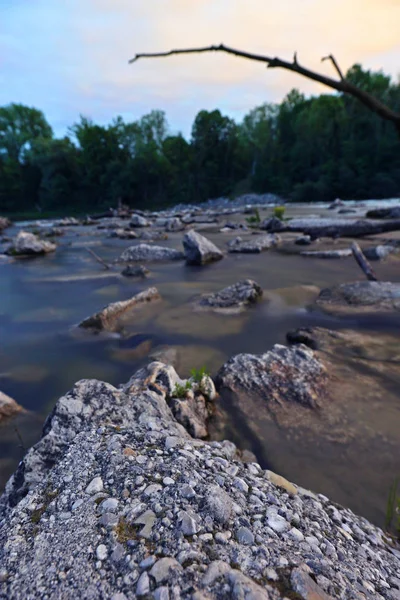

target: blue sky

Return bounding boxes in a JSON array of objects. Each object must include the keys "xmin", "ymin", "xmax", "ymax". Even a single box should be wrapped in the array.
[{"xmin": 1, "ymin": 0, "xmax": 399, "ymax": 138}]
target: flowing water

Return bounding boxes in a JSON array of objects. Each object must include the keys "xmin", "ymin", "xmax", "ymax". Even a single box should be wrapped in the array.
[{"xmin": 1, "ymin": 204, "xmax": 400, "ymax": 526}]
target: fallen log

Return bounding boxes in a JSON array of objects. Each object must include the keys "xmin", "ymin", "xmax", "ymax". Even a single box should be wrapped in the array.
[
  {"xmin": 264, "ymin": 217, "xmax": 400, "ymax": 239},
  {"xmin": 351, "ymin": 242, "xmax": 378, "ymax": 282}
]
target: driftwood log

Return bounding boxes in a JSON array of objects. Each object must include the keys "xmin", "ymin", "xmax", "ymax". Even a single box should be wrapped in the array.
[
  {"xmin": 265, "ymin": 218, "xmax": 400, "ymax": 239},
  {"xmin": 351, "ymin": 242, "xmax": 378, "ymax": 281}
]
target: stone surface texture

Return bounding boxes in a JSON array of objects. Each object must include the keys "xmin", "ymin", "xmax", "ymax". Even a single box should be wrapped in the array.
[
  {"xmin": 118, "ymin": 244, "xmax": 184, "ymax": 263},
  {"xmin": 5, "ymin": 231, "xmax": 56, "ymax": 256},
  {"xmin": 0, "ymin": 361, "xmax": 399, "ymax": 600},
  {"xmin": 196, "ymin": 280, "xmax": 263, "ymax": 313},
  {"xmin": 183, "ymin": 230, "xmax": 224, "ymax": 265}
]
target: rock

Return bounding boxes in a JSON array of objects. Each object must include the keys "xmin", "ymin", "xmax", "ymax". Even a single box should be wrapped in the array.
[
  {"xmin": 196, "ymin": 280, "xmax": 263, "ymax": 314},
  {"xmin": 57, "ymin": 217, "xmax": 80, "ymax": 226},
  {"xmin": 165, "ymin": 218, "xmax": 185, "ymax": 232},
  {"xmin": 150, "ymin": 558, "xmax": 182, "ymax": 584},
  {"xmin": 130, "ymin": 214, "xmax": 150, "ymax": 227},
  {"xmin": 328, "ymin": 198, "xmax": 345, "ymax": 210},
  {"xmin": 216, "ymin": 344, "xmax": 326, "ymax": 412},
  {"xmin": 205, "ymin": 485, "xmax": 233, "ymax": 524},
  {"xmin": 134, "ymin": 510, "xmax": 156, "ymax": 539},
  {"xmin": 96, "ymin": 544, "xmax": 108, "ymax": 561},
  {"xmin": 228, "ymin": 570, "xmax": 273, "ymax": 600},
  {"xmin": 235, "ymin": 526, "xmax": 254, "ymax": 545},
  {"xmin": 316, "ymin": 281, "xmax": 400, "ymax": 314},
  {"xmin": 0, "ymin": 391, "xmax": 23, "ymax": 422},
  {"xmin": 265, "ymin": 217, "xmax": 400, "ymax": 239},
  {"xmin": 363, "ymin": 245, "xmax": 397, "ymax": 261},
  {"xmin": 266, "ymin": 511, "xmax": 290, "ymax": 533},
  {"xmin": 78, "ymin": 287, "xmax": 161, "ymax": 332},
  {"xmin": 5, "ymin": 231, "xmax": 56, "ymax": 256},
  {"xmin": 109, "ymin": 229, "xmax": 139, "ymax": 239},
  {"xmin": 85, "ymin": 477, "xmax": 103, "ymax": 495},
  {"xmin": 300, "ymin": 249, "xmax": 352, "ymax": 258},
  {"xmin": 183, "ymin": 230, "xmax": 223, "ymax": 265},
  {"xmin": 295, "ymin": 235, "xmax": 312, "ymax": 246},
  {"xmin": 118, "ymin": 243, "xmax": 184, "ymax": 262},
  {"xmin": 0, "ymin": 217, "xmax": 11, "ymax": 232},
  {"xmin": 290, "ymin": 567, "xmax": 334, "ymax": 599},
  {"xmin": 169, "ymin": 391, "xmax": 210, "ymax": 439},
  {"xmin": 121, "ymin": 265, "xmax": 150, "ymax": 278},
  {"xmin": 140, "ymin": 230, "xmax": 169, "ymax": 241},
  {"xmin": 227, "ymin": 234, "xmax": 280, "ymax": 253},
  {"xmin": 136, "ymin": 571, "xmax": 150, "ymax": 596},
  {"xmin": 260, "ymin": 216, "xmax": 284, "ymax": 231},
  {"xmin": 202, "ymin": 561, "xmax": 231, "ymax": 586}
]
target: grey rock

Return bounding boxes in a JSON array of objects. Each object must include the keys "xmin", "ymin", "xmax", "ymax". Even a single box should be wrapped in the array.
[
  {"xmin": 295, "ymin": 235, "xmax": 312, "ymax": 246},
  {"xmin": 317, "ymin": 281, "xmax": 400, "ymax": 314},
  {"xmin": 85, "ymin": 476, "xmax": 103, "ymax": 495},
  {"xmin": 363, "ymin": 245, "xmax": 397, "ymax": 261},
  {"xmin": 290, "ymin": 567, "xmax": 334, "ymax": 599},
  {"xmin": 5, "ymin": 231, "xmax": 56, "ymax": 256},
  {"xmin": 183, "ymin": 230, "xmax": 223, "ymax": 265},
  {"xmin": 235, "ymin": 526, "xmax": 254, "ymax": 545},
  {"xmin": 134, "ymin": 510, "xmax": 156, "ymax": 539},
  {"xmin": 99, "ymin": 498, "xmax": 119, "ymax": 513},
  {"xmin": 202, "ymin": 561, "xmax": 231, "ymax": 586},
  {"xmin": 118, "ymin": 243, "xmax": 184, "ymax": 262},
  {"xmin": 121, "ymin": 264, "xmax": 150, "ymax": 278},
  {"xmin": 96, "ymin": 544, "xmax": 108, "ymax": 561},
  {"xmin": 150, "ymin": 558, "xmax": 182, "ymax": 584},
  {"xmin": 179, "ymin": 510, "xmax": 199, "ymax": 535},
  {"xmin": 109, "ymin": 228, "xmax": 139, "ymax": 240},
  {"xmin": 205, "ymin": 485, "xmax": 233, "ymax": 524},
  {"xmin": 227, "ymin": 234, "xmax": 280, "ymax": 253},
  {"xmin": 228, "ymin": 570, "xmax": 273, "ymax": 600},
  {"xmin": 136, "ymin": 571, "xmax": 150, "ymax": 596},
  {"xmin": 130, "ymin": 214, "xmax": 150, "ymax": 227},
  {"xmin": 301, "ymin": 249, "xmax": 352, "ymax": 259},
  {"xmin": 153, "ymin": 586, "xmax": 170, "ymax": 600},
  {"xmin": 196, "ymin": 279, "xmax": 263, "ymax": 314},
  {"xmin": 165, "ymin": 217, "xmax": 185, "ymax": 232}
]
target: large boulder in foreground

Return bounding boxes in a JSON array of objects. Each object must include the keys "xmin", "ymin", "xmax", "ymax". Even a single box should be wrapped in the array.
[
  {"xmin": 118, "ymin": 243, "xmax": 184, "ymax": 262},
  {"xmin": 1, "ymin": 364, "xmax": 399, "ymax": 600},
  {"xmin": 227, "ymin": 234, "xmax": 280, "ymax": 253},
  {"xmin": 78, "ymin": 287, "xmax": 161, "ymax": 332},
  {"xmin": 196, "ymin": 279, "xmax": 263, "ymax": 313},
  {"xmin": 5, "ymin": 231, "xmax": 56, "ymax": 256},
  {"xmin": 0, "ymin": 391, "xmax": 23, "ymax": 422},
  {"xmin": 316, "ymin": 281, "xmax": 400, "ymax": 314},
  {"xmin": 183, "ymin": 230, "xmax": 223, "ymax": 265}
]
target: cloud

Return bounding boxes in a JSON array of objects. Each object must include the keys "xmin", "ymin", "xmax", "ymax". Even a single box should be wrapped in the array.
[{"xmin": 0, "ymin": 0, "xmax": 399, "ymax": 137}]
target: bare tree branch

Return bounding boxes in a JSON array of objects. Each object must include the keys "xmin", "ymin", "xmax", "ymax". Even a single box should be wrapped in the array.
[
  {"xmin": 129, "ymin": 44, "xmax": 400, "ymax": 136},
  {"xmin": 321, "ymin": 54, "xmax": 345, "ymax": 80}
]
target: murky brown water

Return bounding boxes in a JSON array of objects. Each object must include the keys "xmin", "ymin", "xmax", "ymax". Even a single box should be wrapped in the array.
[{"xmin": 1, "ymin": 203, "xmax": 400, "ymax": 526}]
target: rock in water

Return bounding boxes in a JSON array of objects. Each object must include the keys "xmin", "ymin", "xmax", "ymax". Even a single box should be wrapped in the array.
[
  {"xmin": 0, "ymin": 217, "xmax": 11, "ymax": 232},
  {"xmin": 196, "ymin": 279, "xmax": 263, "ymax": 313},
  {"xmin": 5, "ymin": 231, "xmax": 56, "ymax": 256},
  {"xmin": 118, "ymin": 243, "xmax": 184, "ymax": 262},
  {"xmin": 121, "ymin": 265, "xmax": 150, "ymax": 278},
  {"xmin": 363, "ymin": 245, "xmax": 397, "ymax": 261},
  {"xmin": 300, "ymin": 249, "xmax": 352, "ymax": 259},
  {"xmin": 78, "ymin": 287, "xmax": 161, "ymax": 332},
  {"xmin": 130, "ymin": 214, "xmax": 150, "ymax": 227},
  {"xmin": 109, "ymin": 229, "xmax": 139, "ymax": 239},
  {"xmin": 227, "ymin": 234, "xmax": 280, "ymax": 253},
  {"xmin": 316, "ymin": 281, "xmax": 400, "ymax": 314},
  {"xmin": 165, "ymin": 217, "xmax": 185, "ymax": 232},
  {"xmin": 0, "ymin": 391, "xmax": 23, "ymax": 422},
  {"xmin": 183, "ymin": 230, "xmax": 223, "ymax": 265},
  {"xmin": 216, "ymin": 344, "xmax": 326, "ymax": 410}
]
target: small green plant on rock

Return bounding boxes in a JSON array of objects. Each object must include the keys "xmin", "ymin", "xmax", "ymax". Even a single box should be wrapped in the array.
[
  {"xmin": 245, "ymin": 208, "xmax": 261, "ymax": 226},
  {"xmin": 172, "ymin": 380, "xmax": 192, "ymax": 398},
  {"xmin": 273, "ymin": 206, "xmax": 286, "ymax": 220},
  {"xmin": 189, "ymin": 366, "xmax": 210, "ymax": 384},
  {"xmin": 385, "ymin": 478, "xmax": 400, "ymax": 541}
]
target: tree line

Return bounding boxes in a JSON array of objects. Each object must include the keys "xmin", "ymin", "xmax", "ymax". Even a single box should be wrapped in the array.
[{"xmin": 1, "ymin": 63, "xmax": 399, "ymax": 216}]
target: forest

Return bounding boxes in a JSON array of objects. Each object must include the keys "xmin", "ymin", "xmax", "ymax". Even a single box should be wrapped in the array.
[{"xmin": 1, "ymin": 63, "xmax": 400, "ymax": 216}]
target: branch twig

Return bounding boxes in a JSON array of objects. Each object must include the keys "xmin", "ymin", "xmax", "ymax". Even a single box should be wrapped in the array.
[
  {"xmin": 321, "ymin": 54, "xmax": 344, "ymax": 80},
  {"xmin": 85, "ymin": 247, "xmax": 111, "ymax": 270},
  {"xmin": 129, "ymin": 44, "xmax": 400, "ymax": 134}
]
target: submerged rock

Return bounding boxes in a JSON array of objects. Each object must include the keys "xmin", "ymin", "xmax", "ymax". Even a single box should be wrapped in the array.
[
  {"xmin": 196, "ymin": 279, "xmax": 263, "ymax": 313},
  {"xmin": 121, "ymin": 264, "xmax": 150, "ymax": 278},
  {"xmin": 227, "ymin": 234, "xmax": 280, "ymax": 253},
  {"xmin": 5, "ymin": 231, "xmax": 56, "ymax": 256},
  {"xmin": 0, "ymin": 391, "xmax": 23, "ymax": 423},
  {"xmin": 363, "ymin": 245, "xmax": 397, "ymax": 261},
  {"xmin": 183, "ymin": 230, "xmax": 223, "ymax": 265},
  {"xmin": 78, "ymin": 287, "xmax": 161, "ymax": 332},
  {"xmin": 118, "ymin": 243, "xmax": 184, "ymax": 262},
  {"xmin": 216, "ymin": 344, "xmax": 326, "ymax": 411},
  {"xmin": 316, "ymin": 281, "xmax": 400, "ymax": 314},
  {"xmin": 366, "ymin": 206, "xmax": 400, "ymax": 219},
  {"xmin": 109, "ymin": 229, "xmax": 139, "ymax": 240}
]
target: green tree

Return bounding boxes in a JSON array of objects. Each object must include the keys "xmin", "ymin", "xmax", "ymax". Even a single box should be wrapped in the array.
[{"xmin": 0, "ymin": 103, "xmax": 53, "ymax": 162}]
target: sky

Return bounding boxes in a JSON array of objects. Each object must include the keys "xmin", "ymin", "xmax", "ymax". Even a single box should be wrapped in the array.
[{"xmin": 1, "ymin": 0, "xmax": 399, "ymax": 138}]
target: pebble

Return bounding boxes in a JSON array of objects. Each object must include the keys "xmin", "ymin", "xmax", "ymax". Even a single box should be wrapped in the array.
[
  {"xmin": 163, "ymin": 477, "xmax": 175, "ymax": 486},
  {"xmin": 96, "ymin": 545, "xmax": 108, "ymax": 561},
  {"xmin": 85, "ymin": 477, "xmax": 103, "ymax": 495},
  {"xmin": 236, "ymin": 526, "xmax": 254, "ymax": 545},
  {"xmin": 136, "ymin": 571, "xmax": 150, "ymax": 596},
  {"xmin": 143, "ymin": 484, "xmax": 162, "ymax": 497},
  {"xmin": 99, "ymin": 498, "xmax": 119, "ymax": 513}
]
